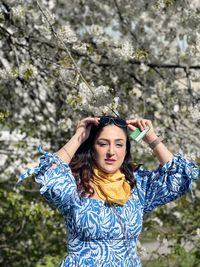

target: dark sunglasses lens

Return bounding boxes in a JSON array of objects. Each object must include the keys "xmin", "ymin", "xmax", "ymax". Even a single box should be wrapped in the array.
[
  {"xmin": 99, "ymin": 116, "xmax": 126, "ymax": 127},
  {"xmin": 100, "ymin": 117, "xmax": 110, "ymax": 125},
  {"xmin": 113, "ymin": 118, "xmax": 126, "ymax": 127}
]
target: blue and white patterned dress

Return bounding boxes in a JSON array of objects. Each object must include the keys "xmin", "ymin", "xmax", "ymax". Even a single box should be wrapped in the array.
[{"xmin": 18, "ymin": 149, "xmax": 199, "ymax": 267}]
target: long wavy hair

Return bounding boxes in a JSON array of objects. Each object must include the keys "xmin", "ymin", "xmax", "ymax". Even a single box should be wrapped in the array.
[{"xmin": 69, "ymin": 117, "xmax": 139, "ymax": 198}]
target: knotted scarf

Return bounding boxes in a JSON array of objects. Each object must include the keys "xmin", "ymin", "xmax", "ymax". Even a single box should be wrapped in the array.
[{"xmin": 92, "ymin": 168, "xmax": 131, "ymax": 205}]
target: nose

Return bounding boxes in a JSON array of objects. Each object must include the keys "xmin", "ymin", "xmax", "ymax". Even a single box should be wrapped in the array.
[{"xmin": 107, "ymin": 145, "xmax": 115, "ymax": 156}]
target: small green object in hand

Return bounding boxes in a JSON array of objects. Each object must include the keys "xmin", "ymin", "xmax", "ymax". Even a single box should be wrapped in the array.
[{"xmin": 129, "ymin": 126, "xmax": 150, "ymax": 143}]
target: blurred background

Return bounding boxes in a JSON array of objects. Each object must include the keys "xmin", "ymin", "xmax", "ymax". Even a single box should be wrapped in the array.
[{"xmin": 0, "ymin": 0, "xmax": 200, "ymax": 266}]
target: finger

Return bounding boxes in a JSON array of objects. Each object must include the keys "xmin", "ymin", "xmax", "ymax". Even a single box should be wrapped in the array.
[
  {"xmin": 85, "ymin": 116, "xmax": 99, "ymax": 122},
  {"xmin": 127, "ymin": 118, "xmax": 144, "ymax": 131},
  {"xmin": 86, "ymin": 123, "xmax": 92, "ymax": 133},
  {"xmin": 127, "ymin": 124, "xmax": 137, "ymax": 131},
  {"xmin": 139, "ymin": 119, "xmax": 152, "ymax": 131},
  {"xmin": 85, "ymin": 117, "xmax": 100, "ymax": 127},
  {"xmin": 144, "ymin": 120, "xmax": 152, "ymax": 129},
  {"xmin": 93, "ymin": 117, "xmax": 100, "ymax": 125},
  {"xmin": 77, "ymin": 117, "xmax": 99, "ymax": 128},
  {"xmin": 126, "ymin": 119, "xmax": 138, "ymax": 125},
  {"xmin": 137, "ymin": 119, "xmax": 144, "ymax": 131},
  {"xmin": 141, "ymin": 119, "xmax": 148, "ymax": 131}
]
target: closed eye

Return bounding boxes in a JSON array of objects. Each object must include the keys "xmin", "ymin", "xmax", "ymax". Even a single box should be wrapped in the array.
[
  {"xmin": 116, "ymin": 144, "xmax": 123, "ymax": 147},
  {"xmin": 99, "ymin": 143, "xmax": 108, "ymax": 147}
]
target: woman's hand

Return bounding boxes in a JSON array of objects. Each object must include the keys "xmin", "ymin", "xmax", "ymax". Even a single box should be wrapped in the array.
[
  {"xmin": 56, "ymin": 117, "xmax": 99, "ymax": 164},
  {"xmin": 126, "ymin": 118, "xmax": 158, "ymax": 144},
  {"xmin": 75, "ymin": 117, "xmax": 100, "ymax": 144}
]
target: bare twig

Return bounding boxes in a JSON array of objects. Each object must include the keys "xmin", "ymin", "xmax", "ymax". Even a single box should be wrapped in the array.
[
  {"xmin": 36, "ymin": 1, "xmax": 94, "ymax": 95},
  {"xmin": 113, "ymin": 0, "xmax": 138, "ymax": 43},
  {"xmin": 184, "ymin": 66, "xmax": 192, "ymax": 94},
  {"xmin": 129, "ymin": 59, "xmax": 200, "ymax": 70}
]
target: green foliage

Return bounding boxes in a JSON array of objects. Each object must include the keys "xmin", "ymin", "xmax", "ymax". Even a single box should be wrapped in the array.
[
  {"xmin": 58, "ymin": 56, "xmax": 73, "ymax": 67},
  {"xmin": 0, "ymin": 177, "xmax": 66, "ymax": 267},
  {"xmin": 67, "ymin": 95, "xmax": 82, "ymax": 110},
  {"xmin": 0, "ymin": 111, "xmax": 10, "ymax": 123},
  {"xmin": 135, "ymin": 48, "xmax": 149, "ymax": 61},
  {"xmin": 164, "ymin": 0, "xmax": 174, "ymax": 8},
  {"xmin": 144, "ymin": 248, "xmax": 200, "ymax": 267},
  {"xmin": 36, "ymin": 255, "xmax": 63, "ymax": 267},
  {"xmin": 0, "ymin": 0, "xmax": 200, "ymax": 266},
  {"xmin": 23, "ymin": 68, "xmax": 34, "ymax": 80},
  {"xmin": 142, "ymin": 179, "xmax": 200, "ymax": 266}
]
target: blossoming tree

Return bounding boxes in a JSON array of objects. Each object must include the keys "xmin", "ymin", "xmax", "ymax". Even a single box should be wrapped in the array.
[{"xmin": 0, "ymin": 0, "xmax": 199, "ymax": 266}]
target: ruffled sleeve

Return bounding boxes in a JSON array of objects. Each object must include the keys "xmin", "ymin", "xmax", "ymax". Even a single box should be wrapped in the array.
[
  {"xmin": 134, "ymin": 154, "xmax": 199, "ymax": 214},
  {"xmin": 17, "ymin": 146, "xmax": 78, "ymax": 214}
]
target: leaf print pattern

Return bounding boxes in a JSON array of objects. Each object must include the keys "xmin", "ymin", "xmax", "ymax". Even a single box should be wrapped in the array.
[{"xmin": 18, "ymin": 147, "xmax": 199, "ymax": 267}]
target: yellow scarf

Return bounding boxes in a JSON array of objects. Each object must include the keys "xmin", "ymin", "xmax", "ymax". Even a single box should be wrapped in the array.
[{"xmin": 92, "ymin": 168, "xmax": 131, "ymax": 205}]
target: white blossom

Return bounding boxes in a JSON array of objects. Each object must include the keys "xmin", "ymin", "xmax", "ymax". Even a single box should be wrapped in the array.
[
  {"xmin": 184, "ymin": 151, "xmax": 200, "ymax": 161},
  {"xmin": 57, "ymin": 25, "xmax": 78, "ymax": 43},
  {"xmin": 137, "ymin": 240, "xmax": 147, "ymax": 257},
  {"xmin": 78, "ymin": 82, "xmax": 92, "ymax": 103},
  {"xmin": 139, "ymin": 63, "xmax": 149, "ymax": 73},
  {"xmin": 90, "ymin": 54, "xmax": 102, "ymax": 64},
  {"xmin": 131, "ymin": 87, "xmax": 142, "ymax": 99},
  {"xmin": 12, "ymin": 5, "xmax": 25, "ymax": 20},
  {"xmin": 57, "ymin": 118, "xmax": 73, "ymax": 131},
  {"xmin": 173, "ymin": 104, "xmax": 179, "ymax": 113},
  {"xmin": 72, "ymin": 43, "xmax": 87, "ymax": 54},
  {"xmin": 152, "ymin": 217, "xmax": 163, "ymax": 226},
  {"xmin": 41, "ymin": 7, "xmax": 56, "ymax": 25},
  {"xmin": 46, "ymin": 102, "xmax": 56, "ymax": 114},
  {"xmin": 113, "ymin": 39, "xmax": 134, "ymax": 60},
  {"xmin": 0, "ymin": 69, "xmax": 12, "ymax": 80},
  {"xmin": 1, "ymin": 0, "xmax": 200, "ymax": 207},
  {"xmin": 188, "ymin": 103, "xmax": 200, "ymax": 122},
  {"xmin": 90, "ymin": 24, "xmax": 104, "ymax": 36},
  {"xmin": 196, "ymin": 228, "xmax": 200, "ymax": 237},
  {"xmin": 173, "ymin": 211, "xmax": 182, "ymax": 219},
  {"xmin": 112, "ymin": 97, "xmax": 120, "ymax": 110},
  {"xmin": 18, "ymin": 64, "xmax": 38, "ymax": 79}
]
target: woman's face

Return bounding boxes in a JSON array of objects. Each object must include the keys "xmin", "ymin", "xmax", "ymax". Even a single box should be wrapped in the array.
[{"xmin": 93, "ymin": 125, "xmax": 127, "ymax": 174}]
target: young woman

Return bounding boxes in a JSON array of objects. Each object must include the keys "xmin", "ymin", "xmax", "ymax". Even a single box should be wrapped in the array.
[{"xmin": 18, "ymin": 116, "xmax": 199, "ymax": 267}]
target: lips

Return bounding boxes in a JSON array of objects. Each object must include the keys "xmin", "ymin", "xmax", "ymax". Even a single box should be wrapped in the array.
[{"xmin": 105, "ymin": 159, "xmax": 116, "ymax": 163}]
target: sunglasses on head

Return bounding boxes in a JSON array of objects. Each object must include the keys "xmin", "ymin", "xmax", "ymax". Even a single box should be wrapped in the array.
[{"xmin": 99, "ymin": 116, "xmax": 127, "ymax": 128}]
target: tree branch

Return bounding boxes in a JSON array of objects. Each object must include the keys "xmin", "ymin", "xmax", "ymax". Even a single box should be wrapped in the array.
[
  {"xmin": 113, "ymin": 0, "xmax": 138, "ymax": 43},
  {"xmin": 130, "ymin": 59, "xmax": 200, "ymax": 70},
  {"xmin": 184, "ymin": 66, "xmax": 192, "ymax": 95}
]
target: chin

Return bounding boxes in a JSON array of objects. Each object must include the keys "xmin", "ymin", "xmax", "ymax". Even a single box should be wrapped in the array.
[
  {"xmin": 102, "ymin": 167, "xmax": 118, "ymax": 174},
  {"xmin": 95, "ymin": 162, "xmax": 120, "ymax": 174}
]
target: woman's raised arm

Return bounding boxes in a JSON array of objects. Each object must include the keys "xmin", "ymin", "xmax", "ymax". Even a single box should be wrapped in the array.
[
  {"xmin": 56, "ymin": 117, "xmax": 100, "ymax": 164},
  {"xmin": 126, "ymin": 118, "xmax": 173, "ymax": 165}
]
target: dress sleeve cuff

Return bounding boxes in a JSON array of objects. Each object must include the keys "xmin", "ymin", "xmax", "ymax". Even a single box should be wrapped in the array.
[
  {"xmin": 157, "ymin": 153, "xmax": 199, "ymax": 181},
  {"xmin": 16, "ymin": 145, "xmax": 69, "ymax": 185}
]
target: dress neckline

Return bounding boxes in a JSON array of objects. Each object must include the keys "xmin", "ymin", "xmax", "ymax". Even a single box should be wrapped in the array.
[{"xmin": 81, "ymin": 192, "xmax": 133, "ymax": 206}]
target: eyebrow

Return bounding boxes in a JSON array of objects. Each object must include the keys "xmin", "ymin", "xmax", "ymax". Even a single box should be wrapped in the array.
[{"xmin": 97, "ymin": 138, "xmax": 125, "ymax": 142}]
